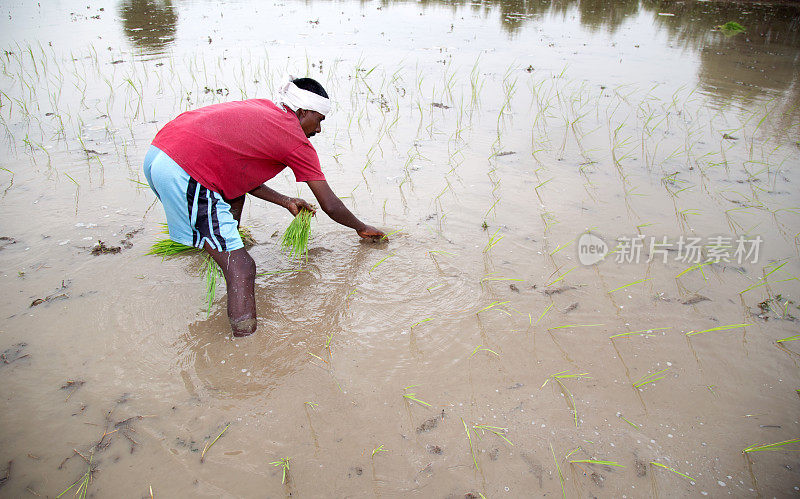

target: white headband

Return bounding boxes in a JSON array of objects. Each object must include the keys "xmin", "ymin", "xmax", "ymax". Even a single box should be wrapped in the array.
[{"xmin": 278, "ymin": 81, "xmax": 331, "ymax": 116}]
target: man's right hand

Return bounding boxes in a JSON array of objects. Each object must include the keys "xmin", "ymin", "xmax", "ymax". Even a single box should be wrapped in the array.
[{"xmin": 357, "ymin": 225, "xmax": 387, "ymax": 241}]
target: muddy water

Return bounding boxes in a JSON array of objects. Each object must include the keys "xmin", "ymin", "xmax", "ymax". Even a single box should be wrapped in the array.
[{"xmin": 1, "ymin": 0, "xmax": 799, "ymax": 497}]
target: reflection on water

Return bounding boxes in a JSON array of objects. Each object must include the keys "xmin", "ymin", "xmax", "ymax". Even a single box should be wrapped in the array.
[
  {"xmin": 113, "ymin": 0, "xmax": 799, "ymax": 115},
  {"xmin": 119, "ymin": 0, "xmax": 178, "ymax": 55}
]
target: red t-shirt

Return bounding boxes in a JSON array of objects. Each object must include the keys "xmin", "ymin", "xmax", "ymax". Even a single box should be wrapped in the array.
[{"xmin": 152, "ymin": 99, "xmax": 325, "ymax": 199}]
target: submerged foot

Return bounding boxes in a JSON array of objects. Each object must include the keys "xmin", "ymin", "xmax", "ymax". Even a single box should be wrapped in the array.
[{"xmin": 231, "ymin": 317, "xmax": 257, "ymax": 337}]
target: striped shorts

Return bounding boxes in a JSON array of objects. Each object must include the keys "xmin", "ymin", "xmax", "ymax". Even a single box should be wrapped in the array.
[{"xmin": 143, "ymin": 145, "xmax": 244, "ymax": 252}]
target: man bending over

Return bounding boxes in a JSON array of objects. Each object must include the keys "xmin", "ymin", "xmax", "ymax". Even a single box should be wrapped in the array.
[{"xmin": 143, "ymin": 77, "xmax": 385, "ymax": 336}]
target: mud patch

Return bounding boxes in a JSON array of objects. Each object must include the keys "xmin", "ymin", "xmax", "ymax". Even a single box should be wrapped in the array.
[
  {"xmin": 681, "ymin": 294, "xmax": 710, "ymax": 305},
  {"xmin": 91, "ymin": 240, "xmax": 122, "ymax": 255},
  {"xmin": 0, "ymin": 236, "xmax": 16, "ymax": 250},
  {"xmin": 30, "ymin": 281, "xmax": 70, "ymax": 307},
  {"xmin": 543, "ymin": 285, "xmax": 576, "ymax": 296},
  {"xmin": 1, "ymin": 343, "xmax": 29, "ymax": 366},
  {"xmin": 416, "ymin": 416, "xmax": 439, "ymax": 433}
]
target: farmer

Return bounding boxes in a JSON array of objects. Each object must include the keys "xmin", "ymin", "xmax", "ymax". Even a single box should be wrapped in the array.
[{"xmin": 143, "ymin": 77, "xmax": 385, "ymax": 337}]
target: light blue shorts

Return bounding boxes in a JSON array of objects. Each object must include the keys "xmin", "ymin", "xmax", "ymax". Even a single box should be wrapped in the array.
[{"xmin": 143, "ymin": 145, "xmax": 244, "ymax": 252}]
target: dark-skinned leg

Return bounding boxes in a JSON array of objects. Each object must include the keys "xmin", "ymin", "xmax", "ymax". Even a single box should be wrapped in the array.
[
  {"xmin": 203, "ymin": 242, "xmax": 257, "ymax": 336},
  {"xmin": 227, "ymin": 195, "xmax": 245, "ymax": 225}
]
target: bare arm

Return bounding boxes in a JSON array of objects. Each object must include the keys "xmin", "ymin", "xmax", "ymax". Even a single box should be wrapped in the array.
[
  {"xmin": 306, "ymin": 180, "xmax": 385, "ymax": 239},
  {"xmin": 249, "ymin": 184, "xmax": 314, "ymax": 216}
]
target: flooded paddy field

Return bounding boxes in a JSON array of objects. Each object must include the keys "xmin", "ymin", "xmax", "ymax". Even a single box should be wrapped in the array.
[{"xmin": 1, "ymin": 0, "xmax": 799, "ymax": 497}]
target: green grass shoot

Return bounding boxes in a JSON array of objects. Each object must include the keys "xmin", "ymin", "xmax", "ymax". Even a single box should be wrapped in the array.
[
  {"xmin": 472, "ymin": 424, "xmax": 513, "ymax": 446},
  {"xmin": 544, "ymin": 266, "xmax": 576, "ymax": 287},
  {"xmin": 541, "ymin": 371, "xmax": 591, "ymax": 387},
  {"xmin": 411, "ymin": 318, "xmax": 433, "ymax": 329},
  {"xmin": 371, "ymin": 444, "xmax": 388, "ymax": 457},
  {"xmin": 200, "ymin": 423, "xmax": 230, "ymax": 463},
  {"xmin": 618, "ymin": 413, "xmax": 639, "ymax": 429},
  {"xmin": 476, "ymin": 300, "xmax": 509, "ymax": 315},
  {"xmin": 270, "ymin": 457, "xmax": 290, "ymax": 484},
  {"xmin": 633, "ymin": 368, "xmax": 668, "ymax": 388},
  {"xmin": 536, "ymin": 303, "xmax": 553, "ymax": 324},
  {"xmin": 281, "ymin": 209, "xmax": 313, "ymax": 261},
  {"xmin": 742, "ymin": 438, "xmax": 799, "ymax": 453},
  {"xmin": 470, "ymin": 344, "xmax": 499, "ymax": 358},
  {"xmin": 548, "ymin": 323, "xmax": 604, "ymax": 331},
  {"xmin": 148, "ymin": 225, "xmax": 255, "ymax": 314},
  {"xmin": 402, "ymin": 386, "xmax": 431, "ymax": 407},
  {"xmin": 686, "ymin": 323, "xmax": 752, "ymax": 336},
  {"xmin": 462, "ymin": 418, "xmax": 479, "ymax": 469},
  {"xmin": 675, "ymin": 261, "xmax": 712, "ymax": 279},
  {"xmin": 483, "ymin": 228, "xmax": 503, "ymax": 252},
  {"xmin": 551, "ymin": 443, "xmax": 566, "ymax": 498},
  {"xmin": 57, "ymin": 451, "xmax": 92, "ymax": 499},
  {"xmin": 609, "ymin": 327, "xmax": 670, "ymax": 339},
  {"xmin": 608, "ymin": 277, "xmax": 651, "ymax": 294},
  {"xmin": 569, "ymin": 459, "xmax": 624, "ymax": 467},
  {"xmin": 650, "ymin": 461, "xmax": 695, "ymax": 481},
  {"xmin": 549, "ymin": 239, "xmax": 573, "ymax": 256},
  {"xmin": 369, "ymin": 253, "xmax": 394, "ymax": 272}
]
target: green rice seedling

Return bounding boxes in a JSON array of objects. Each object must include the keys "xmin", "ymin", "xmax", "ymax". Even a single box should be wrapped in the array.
[
  {"xmin": 740, "ymin": 261, "xmax": 791, "ymax": 294},
  {"xmin": 544, "ymin": 266, "xmax": 576, "ymax": 287},
  {"xmin": 549, "ymin": 239, "xmax": 573, "ymax": 256},
  {"xmin": 483, "ymin": 228, "xmax": 503, "ymax": 253},
  {"xmin": 402, "ymin": 385, "xmax": 431, "ymax": 407},
  {"xmin": 675, "ymin": 261, "xmax": 712, "ymax": 279},
  {"xmin": 200, "ymin": 423, "xmax": 230, "ymax": 463},
  {"xmin": 304, "ymin": 401, "xmax": 318, "ymax": 409},
  {"xmin": 472, "ymin": 424, "xmax": 513, "ymax": 446},
  {"xmin": 551, "ymin": 443, "xmax": 566, "ymax": 498},
  {"xmin": 411, "ymin": 318, "xmax": 433, "ymax": 329},
  {"xmin": 270, "ymin": 457, "xmax": 290, "ymax": 484},
  {"xmin": 476, "ymin": 300, "xmax": 509, "ymax": 315},
  {"xmin": 633, "ymin": 368, "xmax": 668, "ymax": 388},
  {"xmin": 371, "ymin": 444, "xmax": 388, "ymax": 457},
  {"xmin": 380, "ymin": 228, "xmax": 402, "ymax": 241},
  {"xmin": 608, "ymin": 278, "xmax": 651, "ymax": 294},
  {"xmin": 542, "ymin": 371, "xmax": 589, "ymax": 427},
  {"xmin": 609, "ymin": 327, "xmax": 670, "ymax": 339},
  {"xmin": 57, "ymin": 451, "xmax": 93, "ymax": 499},
  {"xmin": 541, "ymin": 371, "xmax": 591, "ymax": 386},
  {"xmin": 650, "ymin": 461, "xmax": 695, "ymax": 481},
  {"xmin": 685, "ymin": 323, "xmax": 752, "ymax": 336},
  {"xmin": 281, "ymin": 210, "xmax": 313, "ymax": 261},
  {"xmin": 617, "ymin": 412, "xmax": 639, "ymax": 429},
  {"xmin": 569, "ymin": 459, "xmax": 624, "ymax": 467},
  {"xmin": 536, "ymin": 303, "xmax": 554, "ymax": 325},
  {"xmin": 462, "ymin": 418, "xmax": 479, "ymax": 469},
  {"xmin": 470, "ymin": 345, "xmax": 499, "ymax": 358},
  {"xmin": 548, "ymin": 323, "xmax": 604, "ymax": 331},
  {"xmin": 742, "ymin": 438, "xmax": 799, "ymax": 453},
  {"xmin": 369, "ymin": 253, "xmax": 394, "ymax": 273},
  {"xmin": 200, "ymin": 255, "xmax": 223, "ymax": 314},
  {"xmin": 776, "ymin": 335, "xmax": 800, "ymax": 343},
  {"xmin": 307, "ymin": 351, "xmax": 328, "ymax": 365}
]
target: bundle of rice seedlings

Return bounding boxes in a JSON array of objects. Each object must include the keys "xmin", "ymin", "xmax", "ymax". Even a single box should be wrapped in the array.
[
  {"xmin": 281, "ymin": 210, "xmax": 313, "ymax": 261},
  {"xmin": 148, "ymin": 224, "xmax": 254, "ymax": 315}
]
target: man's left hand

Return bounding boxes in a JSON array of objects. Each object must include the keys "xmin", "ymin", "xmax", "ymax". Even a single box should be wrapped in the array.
[{"xmin": 286, "ymin": 197, "xmax": 316, "ymax": 216}]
